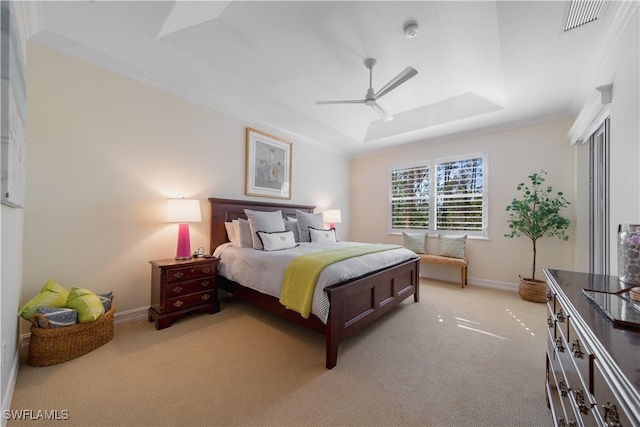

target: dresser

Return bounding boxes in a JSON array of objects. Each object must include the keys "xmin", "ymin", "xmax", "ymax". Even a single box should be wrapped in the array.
[
  {"xmin": 148, "ymin": 257, "xmax": 220, "ymax": 330},
  {"xmin": 544, "ymin": 269, "xmax": 640, "ymax": 427}
]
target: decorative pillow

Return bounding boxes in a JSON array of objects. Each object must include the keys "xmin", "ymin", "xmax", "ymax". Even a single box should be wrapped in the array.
[
  {"xmin": 36, "ymin": 307, "xmax": 78, "ymax": 329},
  {"xmin": 438, "ymin": 235, "xmax": 467, "ymax": 259},
  {"xmin": 17, "ymin": 279, "xmax": 69, "ymax": 322},
  {"xmin": 66, "ymin": 287, "xmax": 105, "ymax": 323},
  {"xmin": 256, "ymin": 230, "xmax": 297, "ymax": 251},
  {"xmin": 234, "ymin": 219, "xmax": 254, "ymax": 248},
  {"xmin": 284, "ymin": 218, "xmax": 300, "ymax": 242},
  {"xmin": 296, "ymin": 210, "xmax": 324, "ymax": 243},
  {"xmin": 98, "ymin": 292, "xmax": 113, "ymax": 312},
  {"xmin": 224, "ymin": 221, "xmax": 240, "ymax": 247},
  {"xmin": 402, "ymin": 232, "xmax": 427, "ymax": 254},
  {"xmin": 244, "ymin": 209, "xmax": 286, "ymax": 250},
  {"xmin": 309, "ymin": 227, "xmax": 337, "ymax": 243}
]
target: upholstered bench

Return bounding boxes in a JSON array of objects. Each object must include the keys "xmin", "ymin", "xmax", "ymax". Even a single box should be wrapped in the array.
[{"xmin": 418, "ymin": 254, "xmax": 468, "ymax": 288}]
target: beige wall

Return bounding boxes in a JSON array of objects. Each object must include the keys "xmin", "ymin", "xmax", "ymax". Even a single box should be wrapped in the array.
[
  {"xmin": 22, "ymin": 43, "xmax": 350, "ymax": 330},
  {"xmin": 350, "ymin": 119, "xmax": 577, "ymax": 288}
]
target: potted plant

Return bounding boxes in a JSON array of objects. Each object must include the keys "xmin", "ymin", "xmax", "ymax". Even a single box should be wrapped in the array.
[{"xmin": 505, "ymin": 171, "xmax": 570, "ymax": 302}]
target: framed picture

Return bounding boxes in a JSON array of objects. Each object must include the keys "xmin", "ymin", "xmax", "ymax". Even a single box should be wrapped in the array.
[
  {"xmin": 245, "ymin": 128, "xmax": 292, "ymax": 199},
  {"xmin": 1, "ymin": 2, "xmax": 26, "ymax": 208}
]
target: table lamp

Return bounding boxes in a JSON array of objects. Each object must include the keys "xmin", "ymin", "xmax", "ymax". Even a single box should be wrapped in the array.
[
  {"xmin": 322, "ymin": 209, "xmax": 342, "ymax": 229},
  {"xmin": 166, "ymin": 198, "xmax": 202, "ymax": 260}
]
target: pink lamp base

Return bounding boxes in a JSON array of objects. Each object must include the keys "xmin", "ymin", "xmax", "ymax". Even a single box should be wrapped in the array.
[{"xmin": 175, "ymin": 223, "xmax": 192, "ymax": 260}]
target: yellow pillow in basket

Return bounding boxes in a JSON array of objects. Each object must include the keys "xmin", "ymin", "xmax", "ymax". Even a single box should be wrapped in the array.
[
  {"xmin": 17, "ymin": 279, "xmax": 69, "ymax": 321},
  {"xmin": 66, "ymin": 287, "xmax": 105, "ymax": 323}
]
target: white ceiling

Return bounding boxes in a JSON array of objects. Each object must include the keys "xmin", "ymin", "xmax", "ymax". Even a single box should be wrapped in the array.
[{"xmin": 28, "ymin": 1, "xmax": 624, "ymax": 156}]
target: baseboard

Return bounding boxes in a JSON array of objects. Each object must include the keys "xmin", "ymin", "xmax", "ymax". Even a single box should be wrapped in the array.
[
  {"xmin": 113, "ymin": 306, "xmax": 149, "ymax": 325},
  {"xmin": 421, "ymin": 272, "xmax": 518, "ymax": 292},
  {"xmin": 1, "ymin": 339, "xmax": 22, "ymax": 427}
]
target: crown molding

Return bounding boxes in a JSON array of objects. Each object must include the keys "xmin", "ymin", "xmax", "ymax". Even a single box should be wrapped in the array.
[{"xmin": 571, "ymin": 0, "xmax": 639, "ymax": 112}]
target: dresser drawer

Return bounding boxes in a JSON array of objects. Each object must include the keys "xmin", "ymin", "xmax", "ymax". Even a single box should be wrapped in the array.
[
  {"xmin": 165, "ymin": 263, "xmax": 215, "ymax": 283},
  {"xmin": 165, "ymin": 277, "xmax": 215, "ymax": 296},
  {"xmin": 592, "ymin": 360, "xmax": 635, "ymax": 427},
  {"xmin": 547, "ymin": 344, "xmax": 576, "ymax": 426},
  {"xmin": 165, "ymin": 291, "xmax": 216, "ymax": 313}
]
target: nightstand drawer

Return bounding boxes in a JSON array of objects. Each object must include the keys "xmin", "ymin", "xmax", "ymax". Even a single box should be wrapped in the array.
[
  {"xmin": 165, "ymin": 263, "xmax": 215, "ymax": 283},
  {"xmin": 166, "ymin": 291, "xmax": 216, "ymax": 313},
  {"xmin": 165, "ymin": 278, "xmax": 215, "ymax": 296}
]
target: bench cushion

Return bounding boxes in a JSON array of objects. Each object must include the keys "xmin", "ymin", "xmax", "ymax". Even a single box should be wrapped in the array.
[{"xmin": 419, "ymin": 254, "xmax": 467, "ymax": 266}]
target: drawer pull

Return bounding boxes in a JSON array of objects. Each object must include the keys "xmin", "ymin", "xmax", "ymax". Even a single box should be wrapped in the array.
[
  {"xmin": 575, "ymin": 388, "xmax": 590, "ymax": 415},
  {"xmin": 201, "ymin": 281, "xmax": 210, "ymax": 287},
  {"xmin": 556, "ymin": 309, "xmax": 565, "ymax": 323},
  {"xmin": 558, "ymin": 378, "xmax": 568, "ymax": 397},
  {"xmin": 172, "ymin": 286, "xmax": 183, "ymax": 293},
  {"xmin": 173, "ymin": 272, "xmax": 184, "ymax": 279},
  {"xmin": 201, "ymin": 294, "xmax": 210, "ymax": 301},
  {"xmin": 555, "ymin": 338, "xmax": 565, "ymax": 353},
  {"xmin": 601, "ymin": 402, "xmax": 621, "ymax": 427},
  {"xmin": 202, "ymin": 267, "xmax": 211, "ymax": 274},
  {"xmin": 547, "ymin": 316, "xmax": 554, "ymax": 328},
  {"xmin": 173, "ymin": 300, "xmax": 184, "ymax": 308},
  {"xmin": 570, "ymin": 340, "xmax": 583, "ymax": 359}
]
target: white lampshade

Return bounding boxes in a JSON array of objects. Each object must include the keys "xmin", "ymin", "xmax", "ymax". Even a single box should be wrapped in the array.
[
  {"xmin": 322, "ymin": 209, "xmax": 342, "ymax": 224},
  {"xmin": 166, "ymin": 198, "xmax": 202, "ymax": 223}
]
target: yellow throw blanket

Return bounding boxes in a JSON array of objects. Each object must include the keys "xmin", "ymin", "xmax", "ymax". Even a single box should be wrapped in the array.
[{"xmin": 279, "ymin": 244, "xmax": 403, "ymax": 318}]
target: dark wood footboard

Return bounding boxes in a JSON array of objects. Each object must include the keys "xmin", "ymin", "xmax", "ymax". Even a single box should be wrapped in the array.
[
  {"xmin": 324, "ymin": 257, "xmax": 419, "ymax": 368},
  {"xmin": 209, "ymin": 197, "xmax": 421, "ymax": 369}
]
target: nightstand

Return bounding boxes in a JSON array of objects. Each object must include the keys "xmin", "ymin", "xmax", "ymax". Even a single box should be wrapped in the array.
[{"xmin": 148, "ymin": 257, "xmax": 220, "ymax": 330}]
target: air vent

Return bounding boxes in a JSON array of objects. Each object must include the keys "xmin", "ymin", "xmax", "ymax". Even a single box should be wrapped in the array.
[{"xmin": 564, "ymin": 0, "xmax": 604, "ymax": 31}]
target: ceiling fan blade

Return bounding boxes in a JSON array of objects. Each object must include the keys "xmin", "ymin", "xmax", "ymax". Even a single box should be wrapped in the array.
[
  {"xmin": 374, "ymin": 67, "xmax": 418, "ymax": 99},
  {"xmin": 316, "ymin": 100, "xmax": 366, "ymax": 105},
  {"xmin": 370, "ymin": 102, "xmax": 394, "ymax": 122}
]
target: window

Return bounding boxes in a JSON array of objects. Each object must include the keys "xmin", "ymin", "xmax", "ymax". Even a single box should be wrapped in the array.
[{"xmin": 390, "ymin": 154, "xmax": 487, "ymax": 237}]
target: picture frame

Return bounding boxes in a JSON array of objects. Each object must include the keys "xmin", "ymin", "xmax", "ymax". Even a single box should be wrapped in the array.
[
  {"xmin": 245, "ymin": 128, "xmax": 292, "ymax": 199},
  {"xmin": 1, "ymin": 2, "xmax": 26, "ymax": 209}
]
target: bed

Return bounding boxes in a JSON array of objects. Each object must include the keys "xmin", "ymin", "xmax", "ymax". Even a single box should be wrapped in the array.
[{"xmin": 208, "ymin": 197, "xmax": 421, "ymax": 369}]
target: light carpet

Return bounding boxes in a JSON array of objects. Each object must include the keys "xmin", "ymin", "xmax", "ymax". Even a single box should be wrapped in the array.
[{"xmin": 8, "ymin": 279, "xmax": 552, "ymax": 426}]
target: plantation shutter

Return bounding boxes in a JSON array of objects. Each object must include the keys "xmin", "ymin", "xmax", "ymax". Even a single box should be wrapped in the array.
[
  {"xmin": 390, "ymin": 165, "xmax": 429, "ymax": 230},
  {"xmin": 435, "ymin": 158, "xmax": 484, "ymax": 232}
]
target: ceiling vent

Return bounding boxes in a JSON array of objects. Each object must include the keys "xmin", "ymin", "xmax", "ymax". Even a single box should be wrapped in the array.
[{"xmin": 564, "ymin": 0, "xmax": 604, "ymax": 31}]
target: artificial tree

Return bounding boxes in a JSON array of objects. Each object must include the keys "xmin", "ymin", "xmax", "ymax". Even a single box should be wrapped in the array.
[{"xmin": 505, "ymin": 170, "xmax": 571, "ymax": 283}]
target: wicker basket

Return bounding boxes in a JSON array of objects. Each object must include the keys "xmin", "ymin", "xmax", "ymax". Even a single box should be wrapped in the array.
[
  {"xmin": 518, "ymin": 276, "xmax": 548, "ymax": 303},
  {"xmin": 28, "ymin": 304, "xmax": 114, "ymax": 367}
]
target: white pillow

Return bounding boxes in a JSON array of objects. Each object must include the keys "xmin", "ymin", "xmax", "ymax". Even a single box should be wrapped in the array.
[
  {"xmin": 256, "ymin": 231, "xmax": 297, "ymax": 251},
  {"xmin": 234, "ymin": 219, "xmax": 254, "ymax": 248},
  {"xmin": 309, "ymin": 227, "xmax": 337, "ymax": 243},
  {"xmin": 244, "ymin": 209, "xmax": 286, "ymax": 250},
  {"xmin": 296, "ymin": 210, "xmax": 324, "ymax": 243},
  {"xmin": 224, "ymin": 222, "xmax": 240, "ymax": 247},
  {"xmin": 402, "ymin": 232, "xmax": 426, "ymax": 254}
]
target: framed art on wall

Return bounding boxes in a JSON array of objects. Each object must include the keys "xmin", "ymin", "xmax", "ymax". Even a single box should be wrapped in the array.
[
  {"xmin": 245, "ymin": 128, "xmax": 292, "ymax": 199},
  {"xmin": 1, "ymin": 2, "xmax": 26, "ymax": 208}
]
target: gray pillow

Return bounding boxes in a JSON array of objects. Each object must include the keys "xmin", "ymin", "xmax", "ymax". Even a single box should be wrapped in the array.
[
  {"xmin": 296, "ymin": 210, "xmax": 324, "ymax": 242},
  {"xmin": 402, "ymin": 232, "xmax": 426, "ymax": 254},
  {"xmin": 438, "ymin": 235, "xmax": 467, "ymax": 259},
  {"xmin": 244, "ymin": 209, "xmax": 285, "ymax": 250},
  {"xmin": 284, "ymin": 218, "xmax": 300, "ymax": 242},
  {"xmin": 234, "ymin": 219, "xmax": 254, "ymax": 248}
]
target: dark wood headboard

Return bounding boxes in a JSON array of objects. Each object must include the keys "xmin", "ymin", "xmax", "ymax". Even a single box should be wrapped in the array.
[{"xmin": 208, "ymin": 198, "xmax": 315, "ymax": 253}]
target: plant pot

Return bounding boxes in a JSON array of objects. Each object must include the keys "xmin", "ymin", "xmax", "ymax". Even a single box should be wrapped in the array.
[{"xmin": 518, "ymin": 276, "xmax": 548, "ymax": 303}]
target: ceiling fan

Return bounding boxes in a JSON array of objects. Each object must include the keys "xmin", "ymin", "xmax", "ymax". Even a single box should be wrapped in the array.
[{"xmin": 316, "ymin": 58, "xmax": 418, "ymax": 122}]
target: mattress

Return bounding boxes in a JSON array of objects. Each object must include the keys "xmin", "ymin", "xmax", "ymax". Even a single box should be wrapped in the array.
[{"xmin": 214, "ymin": 241, "xmax": 418, "ymax": 323}]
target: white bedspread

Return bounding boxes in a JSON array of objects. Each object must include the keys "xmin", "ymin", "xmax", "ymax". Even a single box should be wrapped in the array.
[{"xmin": 215, "ymin": 242, "xmax": 418, "ymax": 324}]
